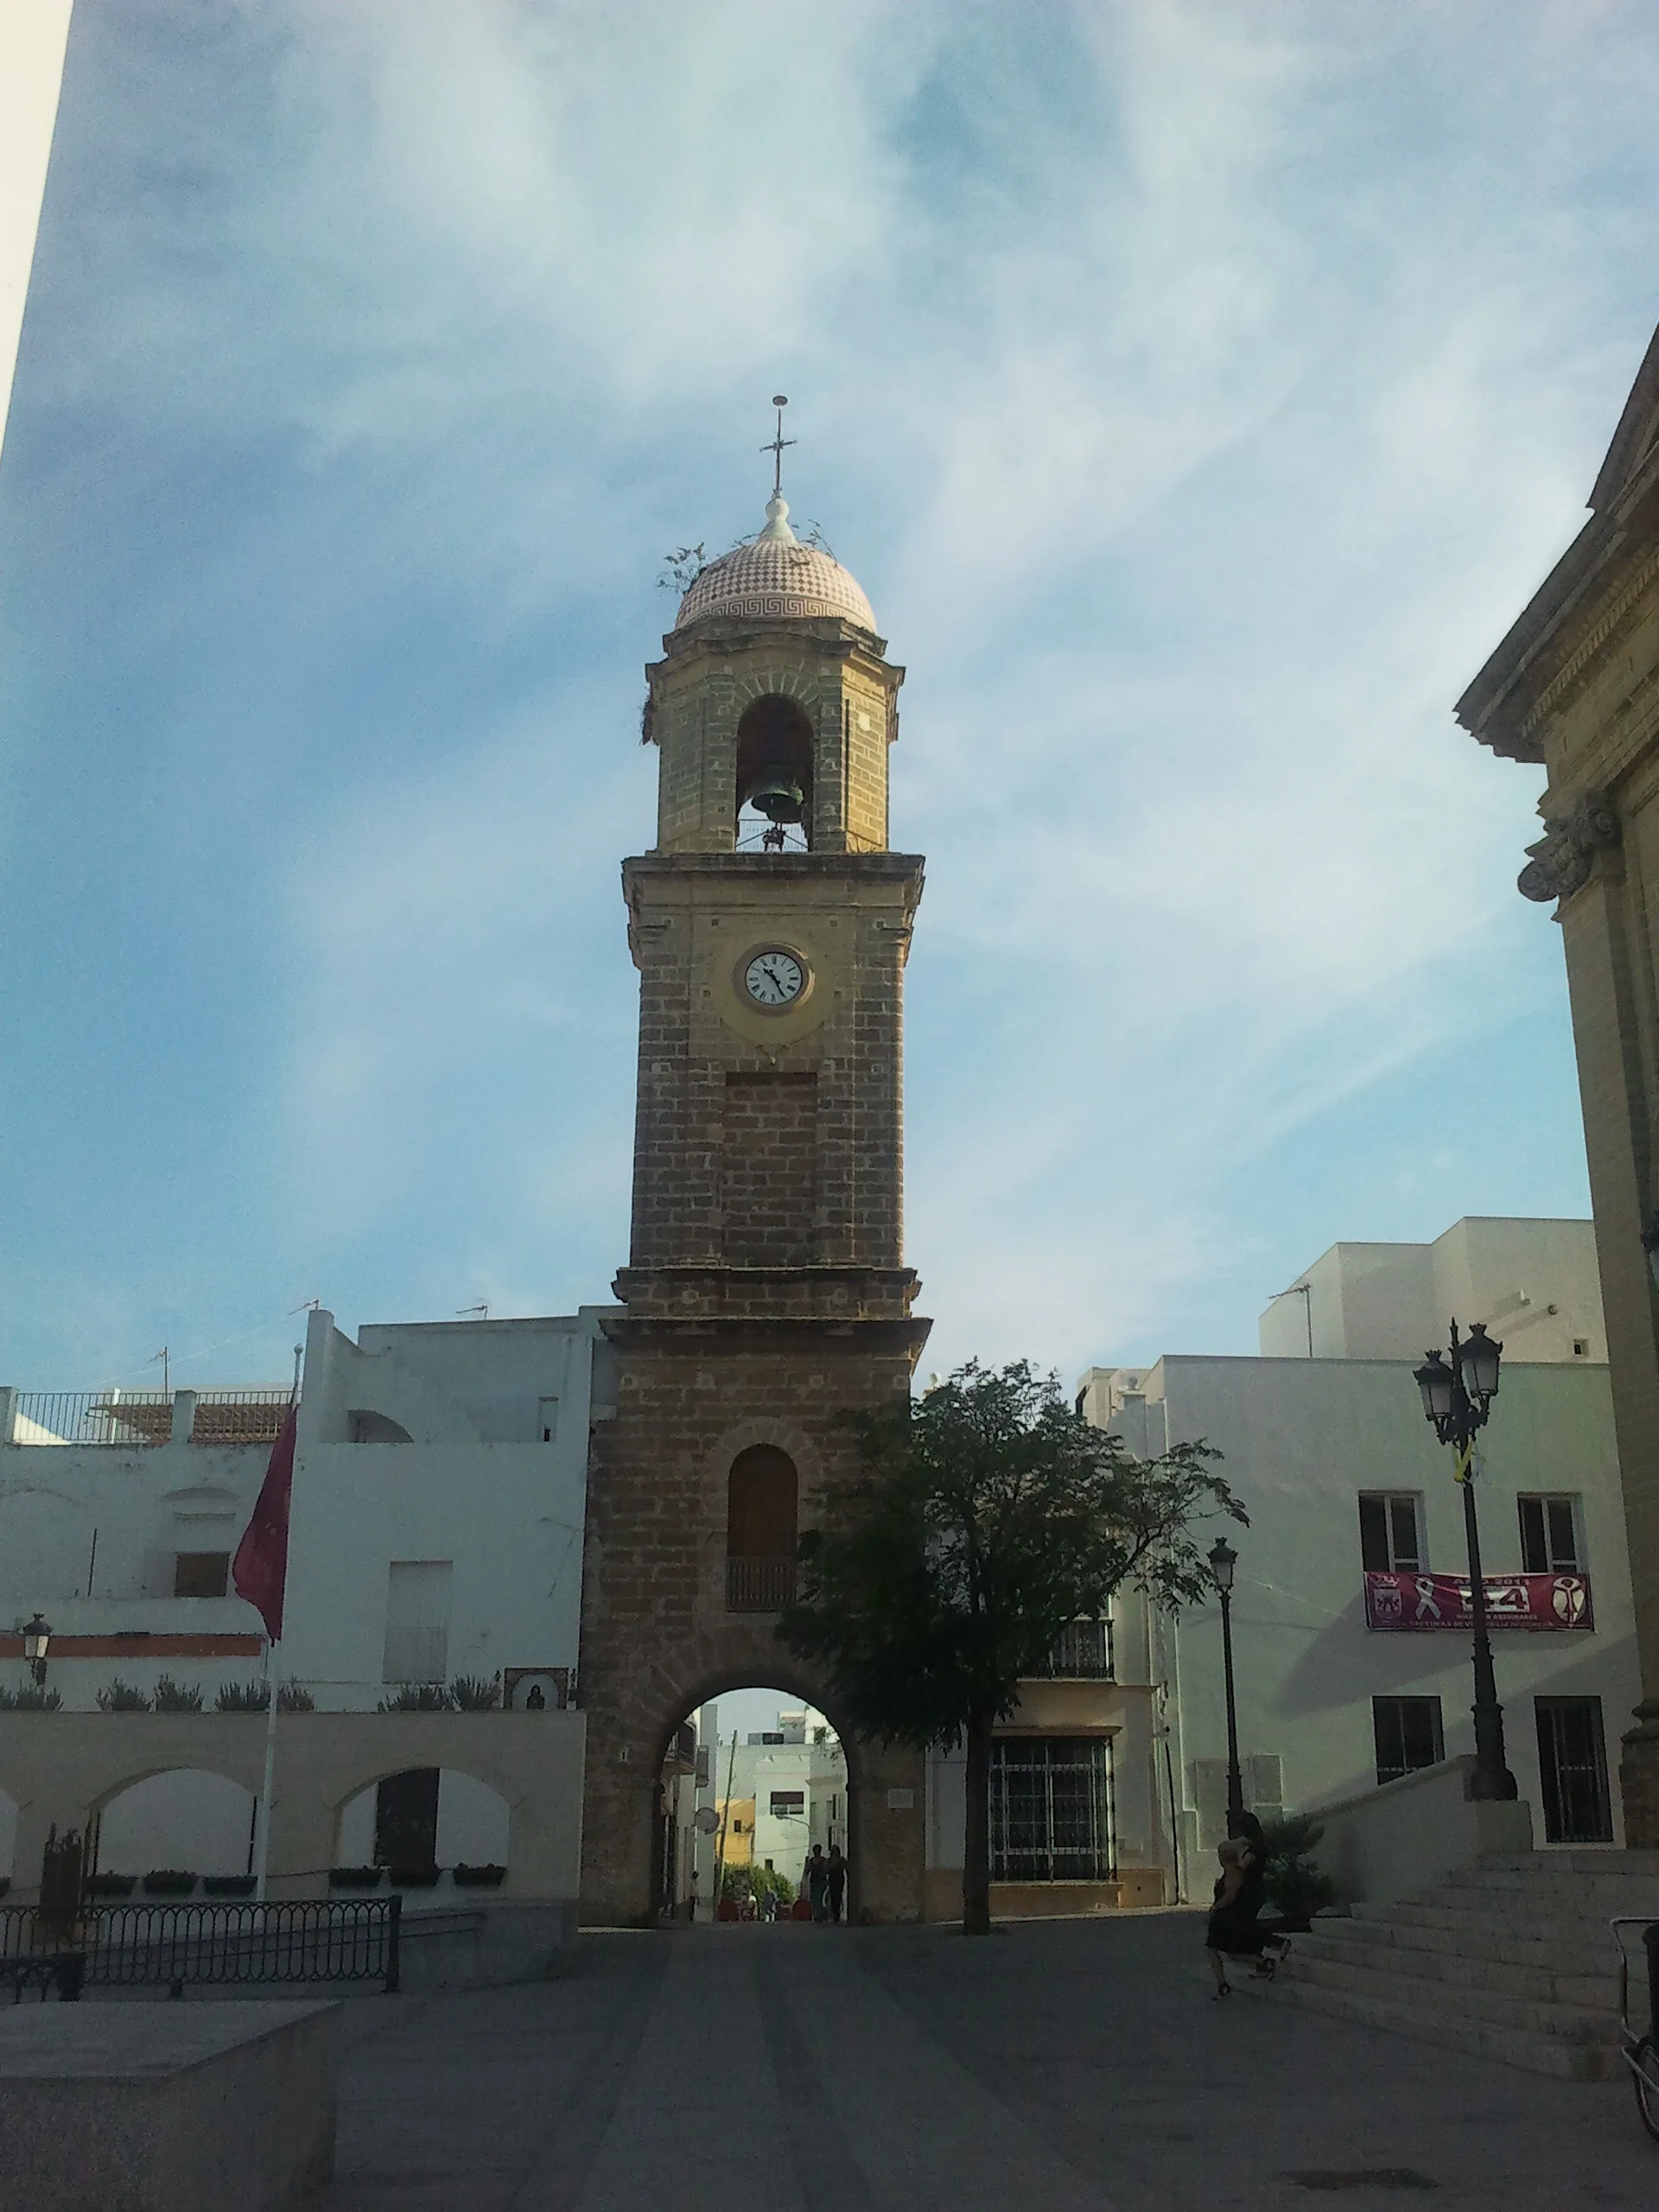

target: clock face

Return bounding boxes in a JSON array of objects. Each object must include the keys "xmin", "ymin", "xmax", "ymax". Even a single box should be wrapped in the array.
[{"xmin": 741, "ymin": 948, "xmax": 808, "ymax": 1008}]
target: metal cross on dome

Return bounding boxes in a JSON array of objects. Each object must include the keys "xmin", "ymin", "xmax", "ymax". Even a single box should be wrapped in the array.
[{"xmin": 761, "ymin": 394, "xmax": 796, "ymax": 497}]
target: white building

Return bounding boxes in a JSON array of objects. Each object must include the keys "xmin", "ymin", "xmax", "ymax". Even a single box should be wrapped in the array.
[
  {"xmin": 1077, "ymin": 1218, "xmax": 1638, "ymax": 1898},
  {"xmin": 1, "ymin": 1301, "xmax": 613, "ymax": 1890}
]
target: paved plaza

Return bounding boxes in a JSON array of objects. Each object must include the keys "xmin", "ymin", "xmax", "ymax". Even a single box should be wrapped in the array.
[{"xmin": 312, "ymin": 1910, "xmax": 1656, "ymax": 2210}]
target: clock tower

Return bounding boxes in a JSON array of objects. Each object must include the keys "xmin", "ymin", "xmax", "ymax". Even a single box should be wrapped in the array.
[{"xmin": 577, "ymin": 469, "xmax": 931, "ymax": 1925}]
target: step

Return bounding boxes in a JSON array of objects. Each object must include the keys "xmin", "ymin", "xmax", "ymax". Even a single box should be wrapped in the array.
[
  {"xmin": 1281, "ymin": 1948, "xmax": 1613, "ymax": 2044},
  {"xmin": 1367, "ymin": 1899, "xmax": 1633, "ymax": 1946},
  {"xmin": 1446, "ymin": 1865, "xmax": 1659, "ymax": 1901},
  {"xmin": 1317, "ymin": 1914, "xmax": 1613, "ymax": 1982},
  {"xmin": 1298, "ymin": 1924, "xmax": 1615, "ymax": 2010},
  {"xmin": 1468, "ymin": 1851, "xmax": 1659, "ymax": 1878},
  {"xmin": 1260, "ymin": 1973, "xmax": 1623, "ymax": 2082}
]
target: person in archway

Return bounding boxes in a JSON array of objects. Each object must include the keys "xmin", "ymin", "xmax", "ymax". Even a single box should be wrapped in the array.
[
  {"xmin": 826, "ymin": 1843, "xmax": 848, "ymax": 1924},
  {"xmin": 805, "ymin": 1844, "xmax": 830, "ymax": 1923},
  {"xmin": 524, "ymin": 1683, "xmax": 545, "ymax": 1711}
]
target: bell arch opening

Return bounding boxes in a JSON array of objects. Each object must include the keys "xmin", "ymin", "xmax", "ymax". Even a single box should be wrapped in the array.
[
  {"xmin": 725, "ymin": 1444, "xmax": 798, "ymax": 1612},
  {"xmin": 651, "ymin": 1683, "xmax": 855, "ymax": 1927},
  {"xmin": 735, "ymin": 695, "xmax": 815, "ymax": 851}
]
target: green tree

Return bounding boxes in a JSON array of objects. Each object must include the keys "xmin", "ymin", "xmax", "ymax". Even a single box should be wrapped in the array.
[{"xmin": 779, "ymin": 1359, "xmax": 1245, "ymax": 1935}]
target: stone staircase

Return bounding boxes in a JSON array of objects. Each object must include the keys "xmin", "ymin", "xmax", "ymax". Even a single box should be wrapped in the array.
[{"xmin": 1263, "ymin": 1851, "xmax": 1659, "ymax": 2079}]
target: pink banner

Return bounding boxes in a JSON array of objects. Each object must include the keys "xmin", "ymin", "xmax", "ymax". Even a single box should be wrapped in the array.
[{"xmin": 1363, "ymin": 1570, "xmax": 1592, "ymax": 1632}]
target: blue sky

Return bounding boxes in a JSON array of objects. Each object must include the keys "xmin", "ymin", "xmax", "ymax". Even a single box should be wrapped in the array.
[{"xmin": 2, "ymin": 0, "xmax": 1656, "ymax": 1396}]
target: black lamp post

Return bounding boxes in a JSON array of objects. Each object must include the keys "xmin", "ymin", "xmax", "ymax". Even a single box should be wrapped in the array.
[
  {"xmin": 22, "ymin": 1612, "xmax": 51, "ymax": 1688},
  {"xmin": 1208, "ymin": 1538, "xmax": 1245, "ymax": 1835},
  {"xmin": 1412, "ymin": 1319, "xmax": 1516, "ymax": 1802}
]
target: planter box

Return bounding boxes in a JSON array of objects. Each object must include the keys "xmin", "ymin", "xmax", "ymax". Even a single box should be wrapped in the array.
[
  {"xmin": 142, "ymin": 1873, "xmax": 199, "ymax": 1897},
  {"xmin": 327, "ymin": 1866, "xmax": 382, "ymax": 1891},
  {"xmin": 87, "ymin": 1874, "xmax": 137, "ymax": 1899},
  {"xmin": 387, "ymin": 1863, "xmax": 441, "ymax": 1889},
  {"xmin": 451, "ymin": 1864, "xmax": 506, "ymax": 1889},
  {"xmin": 203, "ymin": 1875, "xmax": 257, "ymax": 1899}
]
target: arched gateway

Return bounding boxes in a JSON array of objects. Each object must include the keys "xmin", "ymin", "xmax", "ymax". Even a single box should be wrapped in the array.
[{"xmin": 577, "ymin": 477, "xmax": 931, "ymax": 1924}]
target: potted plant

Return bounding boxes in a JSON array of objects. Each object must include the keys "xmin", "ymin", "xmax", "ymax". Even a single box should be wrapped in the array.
[
  {"xmin": 1259, "ymin": 1815, "xmax": 1338, "ymax": 1933},
  {"xmin": 203, "ymin": 1874, "xmax": 257, "ymax": 1897},
  {"xmin": 328, "ymin": 1866, "xmax": 383, "ymax": 1890},
  {"xmin": 452, "ymin": 1863, "xmax": 507, "ymax": 1888},
  {"xmin": 142, "ymin": 1870, "xmax": 198, "ymax": 1897},
  {"xmin": 96, "ymin": 1679, "xmax": 150, "ymax": 1713},
  {"xmin": 450, "ymin": 1675, "xmax": 500, "ymax": 1710},
  {"xmin": 152, "ymin": 1676, "xmax": 204, "ymax": 1713},
  {"xmin": 86, "ymin": 1872, "xmax": 137, "ymax": 1898},
  {"xmin": 376, "ymin": 1683, "xmax": 453, "ymax": 1712}
]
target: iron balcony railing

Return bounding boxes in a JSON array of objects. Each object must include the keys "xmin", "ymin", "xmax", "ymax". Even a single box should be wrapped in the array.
[
  {"xmin": 0, "ymin": 1897, "xmax": 401, "ymax": 1997},
  {"xmin": 8, "ymin": 1389, "xmax": 289, "ymax": 1448},
  {"xmin": 1037, "ymin": 1620, "xmax": 1116, "ymax": 1680},
  {"xmin": 726, "ymin": 1557, "xmax": 798, "ymax": 1613}
]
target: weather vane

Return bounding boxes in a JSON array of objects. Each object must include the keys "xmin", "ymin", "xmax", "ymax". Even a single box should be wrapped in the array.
[{"xmin": 761, "ymin": 394, "xmax": 795, "ymax": 498}]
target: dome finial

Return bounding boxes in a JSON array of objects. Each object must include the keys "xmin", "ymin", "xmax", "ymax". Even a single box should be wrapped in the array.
[
  {"xmin": 760, "ymin": 392, "xmax": 796, "ymax": 498},
  {"xmin": 760, "ymin": 492, "xmax": 796, "ymax": 543}
]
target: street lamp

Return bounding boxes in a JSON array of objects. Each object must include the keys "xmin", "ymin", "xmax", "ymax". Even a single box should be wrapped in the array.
[
  {"xmin": 1412, "ymin": 1319, "xmax": 1516, "ymax": 1802},
  {"xmin": 22, "ymin": 1612, "xmax": 51, "ymax": 1688},
  {"xmin": 1208, "ymin": 1538, "xmax": 1245, "ymax": 1835}
]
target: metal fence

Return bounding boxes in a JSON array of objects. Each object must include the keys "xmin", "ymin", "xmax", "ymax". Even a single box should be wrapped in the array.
[
  {"xmin": 1039, "ymin": 1620, "xmax": 1116, "ymax": 1680},
  {"xmin": 0, "ymin": 1898, "xmax": 401, "ymax": 1997},
  {"xmin": 725, "ymin": 1557, "xmax": 798, "ymax": 1612},
  {"xmin": 11, "ymin": 1392, "xmax": 173, "ymax": 1447},
  {"xmin": 188, "ymin": 1393, "xmax": 289, "ymax": 1446},
  {"xmin": 8, "ymin": 1390, "xmax": 289, "ymax": 1449}
]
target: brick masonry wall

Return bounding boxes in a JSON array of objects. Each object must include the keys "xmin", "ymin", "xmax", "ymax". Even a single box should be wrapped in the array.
[{"xmin": 721, "ymin": 1072, "xmax": 817, "ymax": 1264}]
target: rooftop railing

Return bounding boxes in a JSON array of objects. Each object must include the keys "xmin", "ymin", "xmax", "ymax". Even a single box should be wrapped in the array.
[{"xmin": 3, "ymin": 1389, "xmax": 289, "ymax": 1448}]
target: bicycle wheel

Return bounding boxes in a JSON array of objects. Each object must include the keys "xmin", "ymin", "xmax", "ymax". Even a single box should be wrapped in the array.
[{"xmin": 1629, "ymin": 2036, "xmax": 1659, "ymax": 2143}]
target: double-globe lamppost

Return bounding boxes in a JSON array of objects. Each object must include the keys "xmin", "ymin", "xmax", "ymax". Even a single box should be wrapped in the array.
[
  {"xmin": 1412, "ymin": 1320, "xmax": 1517, "ymax": 1802},
  {"xmin": 1207, "ymin": 1537, "xmax": 1246, "ymax": 1835}
]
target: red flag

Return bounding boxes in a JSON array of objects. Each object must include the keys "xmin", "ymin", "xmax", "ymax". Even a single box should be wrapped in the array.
[{"xmin": 233, "ymin": 1401, "xmax": 296, "ymax": 1643}]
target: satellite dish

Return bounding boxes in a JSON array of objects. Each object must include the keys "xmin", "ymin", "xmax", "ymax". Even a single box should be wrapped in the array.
[{"xmin": 694, "ymin": 1807, "xmax": 721, "ymax": 1835}]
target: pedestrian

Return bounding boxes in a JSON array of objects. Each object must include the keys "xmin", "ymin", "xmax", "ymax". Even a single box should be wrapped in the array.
[
  {"xmin": 826, "ymin": 1843, "xmax": 848, "ymax": 1924},
  {"xmin": 1205, "ymin": 1813, "xmax": 1282, "ymax": 1997},
  {"xmin": 805, "ymin": 1844, "xmax": 830, "ymax": 1923}
]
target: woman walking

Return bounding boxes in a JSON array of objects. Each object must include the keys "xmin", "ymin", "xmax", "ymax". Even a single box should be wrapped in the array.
[{"xmin": 1205, "ymin": 1813, "xmax": 1282, "ymax": 1997}]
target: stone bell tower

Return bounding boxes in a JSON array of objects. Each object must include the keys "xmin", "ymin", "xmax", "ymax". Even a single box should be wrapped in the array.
[{"xmin": 577, "ymin": 461, "xmax": 931, "ymax": 1926}]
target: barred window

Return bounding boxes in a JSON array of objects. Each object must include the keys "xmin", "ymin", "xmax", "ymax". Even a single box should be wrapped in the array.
[{"xmin": 990, "ymin": 1735, "xmax": 1115, "ymax": 1883}]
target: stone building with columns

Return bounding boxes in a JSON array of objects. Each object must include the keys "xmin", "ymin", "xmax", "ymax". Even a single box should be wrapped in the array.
[{"xmin": 1457, "ymin": 317, "xmax": 1659, "ymax": 1842}]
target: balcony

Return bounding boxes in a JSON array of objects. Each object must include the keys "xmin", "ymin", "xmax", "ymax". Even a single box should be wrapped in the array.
[
  {"xmin": 725, "ymin": 1558, "xmax": 798, "ymax": 1613},
  {"xmin": 1036, "ymin": 1620, "xmax": 1116, "ymax": 1680}
]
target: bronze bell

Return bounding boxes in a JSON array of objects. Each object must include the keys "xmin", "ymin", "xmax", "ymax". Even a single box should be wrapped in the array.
[{"xmin": 746, "ymin": 774, "xmax": 805, "ymax": 824}]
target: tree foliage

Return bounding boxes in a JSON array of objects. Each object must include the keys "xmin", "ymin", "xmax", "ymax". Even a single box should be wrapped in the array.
[{"xmin": 779, "ymin": 1359, "xmax": 1246, "ymax": 1931}]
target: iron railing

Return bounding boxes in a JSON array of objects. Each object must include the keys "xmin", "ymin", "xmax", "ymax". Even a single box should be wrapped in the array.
[
  {"xmin": 0, "ymin": 1898, "xmax": 401, "ymax": 1997},
  {"xmin": 1038, "ymin": 1620, "xmax": 1116, "ymax": 1680},
  {"xmin": 7, "ymin": 1390, "xmax": 289, "ymax": 1449},
  {"xmin": 726, "ymin": 1557, "xmax": 798, "ymax": 1612},
  {"xmin": 188, "ymin": 1393, "xmax": 289, "ymax": 1445},
  {"xmin": 11, "ymin": 1392, "xmax": 172, "ymax": 1447}
]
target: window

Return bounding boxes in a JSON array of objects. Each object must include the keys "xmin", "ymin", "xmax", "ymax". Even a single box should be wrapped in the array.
[
  {"xmin": 174, "ymin": 1551, "xmax": 229, "ymax": 1599},
  {"xmin": 538, "ymin": 1396, "xmax": 560, "ymax": 1443},
  {"xmin": 1572, "ymin": 1338, "xmax": 1589, "ymax": 1357},
  {"xmin": 382, "ymin": 1560, "xmax": 453, "ymax": 1683},
  {"xmin": 990, "ymin": 1737, "xmax": 1115, "ymax": 1883},
  {"xmin": 1373, "ymin": 1697, "xmax": 1444, "ymax": 1785},
  {"xmin": 725, "ymin": 1446, "xmax": 798, "ymax": 1612},
  {"xmin": 768, "ymin": 1791, "xmax": 805, "ymax": 1818},
  {"xmin": 1535, "ymin": 1697, "xmax": 1613, "ymax": 1843},
  {"xmin": 1358, "ymin": 1493, "xmax": 1424, "ymax": 1573},
  {"xmin": 1519, "ymin": 1495, "xmax": 1581, "ymax": 1573},
  {"xmin": 1041, "ymin": 1620, "xmax": 1115, "ymax": 1679}
]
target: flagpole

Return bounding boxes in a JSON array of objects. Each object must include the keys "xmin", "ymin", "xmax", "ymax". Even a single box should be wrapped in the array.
[{"xmin": 255, "ymin": 1637, "xmax": 280, "ymax": 1901}]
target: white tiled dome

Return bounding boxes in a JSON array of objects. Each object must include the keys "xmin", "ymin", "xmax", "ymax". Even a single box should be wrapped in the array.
[{"xmin": 673, "ymin": 497, "xmax": 876, "ymax": 633}]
